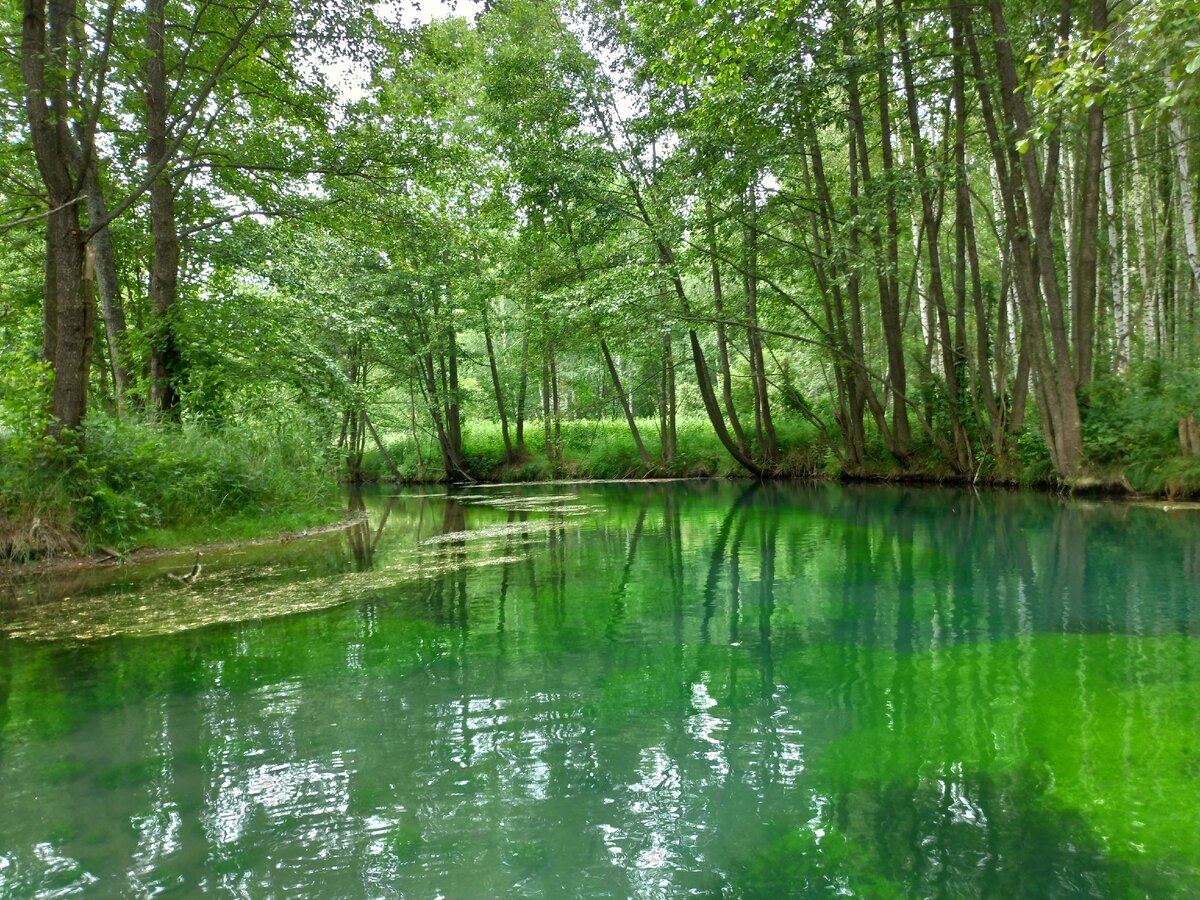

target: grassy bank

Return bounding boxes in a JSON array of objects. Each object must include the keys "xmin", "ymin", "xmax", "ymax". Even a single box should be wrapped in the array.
[
  {"xmin": 1, "ymin": 416, "xmax": 341, "ymax": 562},
  {"xmin": 359, "ymin": 416, "xmax": 825, "ymax": 483},
  {"xmin": 359, "ymin": 410, "xmax": 1200, "ymax": 498},
  {"xmin": 7, "ymin": 395, "xmax": 1198, "ymax": 565}
]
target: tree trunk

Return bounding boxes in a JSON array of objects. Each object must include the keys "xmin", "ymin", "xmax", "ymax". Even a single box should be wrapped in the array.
[
  {"xmin": 365, "ymin": 411, "xmax": 402, "ymax": 481},
  {"xmin": 447, "ymin": 332, "xmax": 463, "ymax": 459},
  {"xmin": 1127, "ymin": 108, "xmax": 1152, "ymax": 346},
  {"xmin": 409, "ymin": 377, "xmax": 424, "ymax": 473},
  {"xmin": 1103, "ymin": 124, "xmax": 1129, "ymax": 371},
  {"xmin": 601, "ymin": 337, "xmax": 652, "ymax": 468},
  {"xmin": 516, "ymin": 333, "xmax": 529, "ymax": 453},
  {"xmin": 1180, "ymin": 415, "xmax": 1200, "ymax": 457},
  {"xmin": 550, "ymin": 352, "xmax": 562, "ymax": 463},
  {"xmin": 1070, "ymin": 0, "xmax": 1107, "ymax": 389},
  {"xmin": 802, "ymin": 120, "xmax": 863, "ymax": 466},
  {"xmin": 82, "ymin": 161, "xmax": 131, "ymax": 411},
  {"xmin": 1165, "ymin": 73, "xmax": 1200, "ymax": 301},
  {"xmin": 542, "ymin": 349, "xmax": 554, "ymax": 466},
  {"xmin": 896, "ymin": 0, "xmax": 969, "ymax": 472},
  {"xmin": 618, "ymin": 148, "xmax": 764, "ymax": 475},
  {"xmin": 706, "ymin": 199, "xmax": 748, "ymax": 453},
  {"xmin": 22, "ymin": 0, "xmax": 93, "ymax": 436},
  {"xmin": 873, "ymin": 0, "xmax": 911, "ymax": 455},
  {"xmin": 951, "ymin": 1, "xmax": 1001, "ymax": 452},
  {"xmin": 422, "ymin": 345, "xmax": 458, "ymax": 477},
  {"xmin": 742, "ymin": 186, "xmax": 779, "ymax": 460},
  {"xmin": 482, "ymin": 303, "xmax": 514, "ymax": 462},
  {"xmin": 146, "ymin": 0, "xmax": 182, "ymax": 418},
  {"xmin": 661, "ymin": 331, "xmax": 677, "ymax": 465},
  {"xmin": 979, "ymin": 0, "xmax": 1084, "ymax": 476}
]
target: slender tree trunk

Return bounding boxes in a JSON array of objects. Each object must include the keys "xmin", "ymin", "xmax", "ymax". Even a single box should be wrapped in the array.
[
  {"xmin": 803, "ymin": 121, "xmax": 863, "ymax": 465},
  {"xmin": 980, "ymin": 0, "xmax": 1084, "ymax": 476},
  {"xmin": 660, "ymin": 331, "xmax": 677, "ymax": 465},
  {"xmin": 619, "ymin": 149, "xmax": 764, "ymax": 475},
  {"xmin": 1009, "ymin": 335, "xmax": 1032, "ymax": 435},
  {"xmin": 742, "ymin": 186, "xmax": 779, "ymax": 460},
  {"xmin": 92, "ymin": 304, "xmax": 111, "ymax": 409},
  {"xmin": 844, "ymin": 103, "xmax": 893, "ymax": 452},
  {"xmin": 952, "ymin": 1, "xmax": 1001, "ymax": 452},
  {"xmin": 416, "ymin": 312, "xmax": 459, "ymax": 478},
  {"xmin": 1070, "ymin": 0, "xmax": 1107, "ymax": 389},
  {"xmin": 706, "ymin": 199, "xmax": 748, "ymax": 452},
  {"xmin": 1103, "ymin": 124, "xmax": 1129, "ymax": 371},
  {"xmin": 896, "ymin": 0, "xmax": 969, "ymax": 472},
  {"xmin": 446, "ymin": 315, "xmax": 462, "ymax": 462},
  {"xmin": 542, "ymin": 349, "xmax": 553, "ymax": 466},
  {"xmin": 1165, "ymin": 73, "xmax": 1200, "ymax": 300},
  {"xmin": 874, "ymin": 0, "xmax": 911, "ymax": 455},
  {"xmin": 482, "ymin": 303, "xmax": 514, "ymax": 461},
  {"xmin": 1127, "ymin": 108, "xmax": 1152, "ymax": 345},
  {"xmin": 516, "ymin": 333, "xmax": 529, "ymax": 454},
  {"xmin": 365, "ymin": 411, "xmax": 402, "ymax": 481},
  {"xmin": 408, "ymin": 377, "xmax": 424, "ymax": 473},
  {"xmin": 423, "ymin": 346, "xmax": 458, "ymax": 476},
  {"xmin": 550, "ymin": 351, "xmax": 562, "ymax": 464},
  {"xmin": 82, "ymin": 162, "xmax": 130, "ymax": 411},
  {"xmin": 146, "ymin": 0, "xmax": 181, "ymax": 418},
  {"xmin": 345, "ymin": 355, "xmax": 364, "ymax": 482},
  {"xmin": 601, "ymin": 337, "xmax": 652, "ymax": 467}
]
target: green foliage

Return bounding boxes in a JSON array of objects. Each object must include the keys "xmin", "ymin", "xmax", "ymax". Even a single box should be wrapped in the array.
[
  {"xmin": 1082, "ymin": 361, "xmax": 1200, "ymax": 495},
  {"xmin": 359, "ymin": 415, "xmax": 823, "ymax": 483},
  {"xmin": 0, "ymin": 354, "xmax": 52, "ymax": 463},
  {"xmin": 0, "ymin": 415, "xmax": 339, "ymax": 559}
]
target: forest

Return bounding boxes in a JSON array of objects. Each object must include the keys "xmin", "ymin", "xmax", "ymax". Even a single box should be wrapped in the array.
[{"xmin": 3, "ymin": 0, "xmax": 1200, "ymax": 557}]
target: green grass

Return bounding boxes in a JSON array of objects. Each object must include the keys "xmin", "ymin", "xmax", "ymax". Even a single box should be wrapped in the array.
[
  {"xmin": 360, "ymin": 415, "xmax": 825, "ymax": 483},
  {"xmin": 128, "ymin": 506, "xmax": 344, "ymax": 551},
  {"xmin": 361, "ymin": 404, "xmax": 1200, "ymax": 500},
  {"xmin": 1, "ymin": 415, "xmax": 341, "ymax": 560}
]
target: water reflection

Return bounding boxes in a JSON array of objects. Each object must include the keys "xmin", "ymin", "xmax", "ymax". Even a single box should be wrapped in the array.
[{"xmin": 1, "ymin": 482, "xmax": 1199, "ymax": 896}]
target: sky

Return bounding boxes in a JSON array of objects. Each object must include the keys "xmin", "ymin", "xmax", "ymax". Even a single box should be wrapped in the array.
[{"xmin": 320, "ymin": 0, "xmax": 485, "ymax": 104}]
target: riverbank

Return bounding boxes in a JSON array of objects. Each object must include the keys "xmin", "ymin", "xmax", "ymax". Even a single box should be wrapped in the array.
[
  {"xmin": 6, "ymin": 509, "xmax": 367, "ymax": 579},
  {"xmin": 6, "ymin": 412, "xmax": 1200, "ymax": 567},
  {"xmin": 1, "ymin": 417, "xmax": 341, "ymax": 564},
  {"xmin": 358, "ymin": 417, "xmax": 1200, "ymax": 500}
]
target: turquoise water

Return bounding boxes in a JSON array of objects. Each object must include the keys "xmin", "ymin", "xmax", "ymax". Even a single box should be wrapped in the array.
[{"xmin": 1, "ymin": 482, "xmax": 1199, "ymax": 897}]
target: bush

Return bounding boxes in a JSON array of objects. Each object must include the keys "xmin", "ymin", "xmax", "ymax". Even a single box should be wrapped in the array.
[
  {"xmin": 1, "ymin": 414, "xmax": 340, "ymax": 559},
  {"xmin": 1082, "ymin": 361, "xmax": 1200, "ymax": 496}
]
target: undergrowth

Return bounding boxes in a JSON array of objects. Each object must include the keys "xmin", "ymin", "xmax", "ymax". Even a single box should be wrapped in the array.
[
  {"xmin": 359, "ymin": 416, "xmax": 824, "ymax": 483},
  {"xmin": 1, "ymin": 415, "xmax": 340, "ymax": 561}
]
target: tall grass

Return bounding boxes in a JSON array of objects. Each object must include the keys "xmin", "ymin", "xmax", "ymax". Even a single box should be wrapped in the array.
[
  {"xmin": 1, "ymin": 415, "xmax": 340, "ymax": 560},
  {"xmin": 360, "ymin": 404, "xmax": 1200, "ymax": 498},
  {"xmin": 360, "ymin": 416, "xmax": 824, "ymax": 483}
]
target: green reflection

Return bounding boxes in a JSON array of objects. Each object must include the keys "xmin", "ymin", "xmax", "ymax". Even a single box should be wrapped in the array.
[{"xmin": 2, "ymin": 482, "xmax": 1199, "ymax": 897}]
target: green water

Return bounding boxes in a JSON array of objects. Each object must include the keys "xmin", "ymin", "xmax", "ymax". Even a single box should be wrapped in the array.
[{"xmin": 2, "ymin": 482, "xmax": 1199, "ymax": 898}]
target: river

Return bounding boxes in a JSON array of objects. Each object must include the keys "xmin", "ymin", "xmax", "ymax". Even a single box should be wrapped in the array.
[{"xmin": 2, "ymin": 481, "xmax": 1199, "ymax": 897}]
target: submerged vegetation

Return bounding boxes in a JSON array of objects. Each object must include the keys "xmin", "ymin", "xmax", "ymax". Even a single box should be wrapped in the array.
[
  {"xmin": 3, "ymin": 0, "xmax": 1200, "ymax": 557},
  {"xmin": 3, "ymin": 483, "xmax": 1200, "ymax": 894}
]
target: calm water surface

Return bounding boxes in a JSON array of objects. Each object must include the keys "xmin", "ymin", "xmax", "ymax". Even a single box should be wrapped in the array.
[{"xmin": 2, "ymin": 482, "xmax": 1199, "ymax": 898}]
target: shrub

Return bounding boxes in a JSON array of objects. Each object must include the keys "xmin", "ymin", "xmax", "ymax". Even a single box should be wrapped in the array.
[{"xmin": 1, "ymin": 414, "xmax": 340, "ymax": 559}]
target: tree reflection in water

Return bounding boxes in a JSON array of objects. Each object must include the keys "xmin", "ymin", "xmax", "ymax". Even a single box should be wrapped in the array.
[{"xmin": 1, "ymin": 482, "xmax": 1199, "ymax": 897}]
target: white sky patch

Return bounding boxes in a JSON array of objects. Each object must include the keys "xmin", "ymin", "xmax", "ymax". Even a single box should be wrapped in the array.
[{"xmin": 319, "ymin": 0, "xmax": 486, "ymax": 106}]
